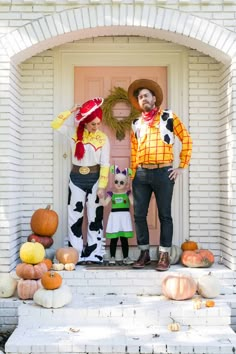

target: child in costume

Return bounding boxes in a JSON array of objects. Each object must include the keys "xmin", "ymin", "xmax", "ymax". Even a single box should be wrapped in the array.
[{"xmin": 100, "ymin": 165, "xmax": 134, "ymax": 265}]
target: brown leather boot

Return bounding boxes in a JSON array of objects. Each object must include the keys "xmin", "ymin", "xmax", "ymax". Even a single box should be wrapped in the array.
[
  {"xmin": 155, "ymin": 251, "xmax": 170, "ymax": 271},
  {"xmin": 132, "ymin": 250, "xmax": 151, "ymax": 269}
]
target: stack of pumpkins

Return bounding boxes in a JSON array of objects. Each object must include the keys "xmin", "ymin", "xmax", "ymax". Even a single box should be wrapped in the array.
[
  {"xmin": 16, "ymin": 240, "xmax": 50, "ymax": 300},
  {"xmin": 33, "ymin": 270, "xmax": 72, "ymax": 308},
  {"xmin": 28, "ymin": 205, "xmax": 59, "ymax": 261},
  {"xmin": 180, "ymin": 240, "xmax": 215, "ymax": 268}
]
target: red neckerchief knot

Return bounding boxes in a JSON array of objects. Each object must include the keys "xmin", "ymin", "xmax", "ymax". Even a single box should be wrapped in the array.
[{"xmin": 142, "ymin": 107, "xmax": 158, "ymax": 126}]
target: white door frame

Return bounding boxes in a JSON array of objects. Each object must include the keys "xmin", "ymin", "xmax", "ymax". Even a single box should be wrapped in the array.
[{"xmin": 52, "ymin": 40, "xmax": 189, "ymax": 250}]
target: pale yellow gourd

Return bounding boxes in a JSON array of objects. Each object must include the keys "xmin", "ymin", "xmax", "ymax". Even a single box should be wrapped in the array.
[
  {"xmin": 52, "ymin": 263, "xmax": 65, "ymax": 271},
  {"xmin": 64, "ymin": 263, "xmax": 76, "ymax": 271}
]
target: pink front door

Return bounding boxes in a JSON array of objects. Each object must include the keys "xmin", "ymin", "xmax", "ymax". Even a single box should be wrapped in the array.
[{"xmin": 74, "ymin": 66, "xmax": 167, "ymax": 246}]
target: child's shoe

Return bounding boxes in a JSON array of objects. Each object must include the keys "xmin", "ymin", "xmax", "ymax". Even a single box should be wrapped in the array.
[
  {"xmin": 109, "ymin": 257, "xmax": 116, "ymax": 265},
  {"xmin": 123, "ymin": 257, "xmax": 134, "ymax": 265}
]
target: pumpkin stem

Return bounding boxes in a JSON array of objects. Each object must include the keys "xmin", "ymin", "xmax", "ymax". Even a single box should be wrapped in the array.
[{"xmin": 46, "ymin": 205, "xmax": 51, "ymax": 210}]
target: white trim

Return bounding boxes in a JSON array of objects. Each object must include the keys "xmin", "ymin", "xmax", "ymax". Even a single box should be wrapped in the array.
[{"xmin": 53, "ymin": 40, "xmax": 189, "ymax": 248}]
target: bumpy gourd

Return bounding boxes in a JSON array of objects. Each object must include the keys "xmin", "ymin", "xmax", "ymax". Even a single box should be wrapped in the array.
[{"xmin": 33, "ymin": 285, "xmax": 72, "ymax": 308}]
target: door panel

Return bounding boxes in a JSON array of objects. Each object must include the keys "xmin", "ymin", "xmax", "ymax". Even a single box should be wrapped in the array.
[{"xmin": 74, "ymin": 66, "xmax": 167, "ymax": 246}]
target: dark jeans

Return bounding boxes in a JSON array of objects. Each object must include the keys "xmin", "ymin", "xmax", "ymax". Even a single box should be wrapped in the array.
[{"xmin": 132, "ymin": 166, "xmax": 174, "ymax": 249}]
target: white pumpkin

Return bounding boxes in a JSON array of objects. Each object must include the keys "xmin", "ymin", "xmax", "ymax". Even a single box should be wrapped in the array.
[
  {"xmin": 0, "ymin": 273, "xmax": 17, "ymax": 298},
  {"xmin": 197, "ymin": 272, "xmax": 221, "ymax": 298},
  {"xmin": 33, "ymin": 285, "xmax": 72, "ymax": 308},
  {"xmin": 170, "ymin": 245, "xmax": 182, "ymax": 265},
  {"xmin": 52, "ymin": 263, "xmax": 64, "ymax": 271}
]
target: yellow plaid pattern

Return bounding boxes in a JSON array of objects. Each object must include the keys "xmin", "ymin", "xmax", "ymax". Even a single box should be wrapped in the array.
[{"xmin": 131, "ymin": 111, "xmax": 192, "ymax": 177}]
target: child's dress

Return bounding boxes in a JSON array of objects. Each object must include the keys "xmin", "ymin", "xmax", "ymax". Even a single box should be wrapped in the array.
[{"xmin": 105, "ymin": 191, "xmax": 134, "ymax": 239}]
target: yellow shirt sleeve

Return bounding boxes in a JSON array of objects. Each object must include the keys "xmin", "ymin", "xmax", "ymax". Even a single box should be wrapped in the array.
[{"xmin": 51, "ymin": 110, "xmax": 72, "ymax": 130}]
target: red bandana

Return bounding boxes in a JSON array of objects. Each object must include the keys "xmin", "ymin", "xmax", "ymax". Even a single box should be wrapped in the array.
[{"xmin": 142, "ymin": 107, "xmax": 158, "ymax": 126}]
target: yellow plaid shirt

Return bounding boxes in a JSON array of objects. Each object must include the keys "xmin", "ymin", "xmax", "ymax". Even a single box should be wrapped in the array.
[{"xmin": 130, "ymin": 110, "xmax": 192, "ymax": 177}]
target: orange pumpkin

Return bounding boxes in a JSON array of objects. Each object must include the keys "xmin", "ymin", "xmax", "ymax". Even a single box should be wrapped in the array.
[
  {"xmin": 181, "ymin": 249, "xmax": 214, "ymax": 268},
  {"xmin": 17, "ymin": 279, "xmax": 41, "ymax": 300},
  {"xmin": 30, "ymin": 205, "xmax": 58, "ymax": 237},
  {"xmin": 56, "ymin": 247, "xmax": 79, "ymax": 265},
  {"xmin": 162, "ymin": 273, "xmax": 197, "ymax": 300},
  {"xmin": 16, "ymin": 262, "xmax": 48, "ymax": 280},
  {"xmin": 41, "ymin": 271, "xmax": 62, "ymax": 290},
  {"xmin": 42, "ymin": 259, "xmax": 53, "ymax": 270},
  {"xmin": 205, "ymin": 300, "xmax": 215, "ymax": 307},
  {"xmin": 27, "ymin": 234, "xmax": 54, "ymax": 249},
  {"xmin": 181, "ymin": 239, "xmax": 198, "ymax": 251}
]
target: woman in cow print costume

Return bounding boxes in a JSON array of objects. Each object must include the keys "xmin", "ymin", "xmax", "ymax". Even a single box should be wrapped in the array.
[
  {"xmin": 128, "ymin": 79, "xmax": 192, "ymax": 271},
  {"xmin": 51, "ymin": 98, "xmax": 110, "ymax": 264}
]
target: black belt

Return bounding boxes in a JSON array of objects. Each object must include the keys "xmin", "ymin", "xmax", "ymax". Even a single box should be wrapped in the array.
[
  {"xmin": 111, "ymin": 208, "xmax": 130, "ymax": 212},
  {"xmin": 71, "ymin": 164, "xmax": 100, "ymax": 175}
]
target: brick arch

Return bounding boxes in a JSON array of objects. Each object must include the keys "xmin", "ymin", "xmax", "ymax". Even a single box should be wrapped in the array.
[{"xmin": 1, "ymin": 4, "xmax": 236, "ymax": 64}]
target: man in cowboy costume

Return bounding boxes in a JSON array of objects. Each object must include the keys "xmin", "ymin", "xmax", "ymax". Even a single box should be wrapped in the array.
[{"xmin": 128, "ymin": 79, "xmax": 192, "ymax": 271}]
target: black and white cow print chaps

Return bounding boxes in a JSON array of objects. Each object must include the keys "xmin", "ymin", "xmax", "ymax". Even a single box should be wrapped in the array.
[{"xmin": 68, "ymin": 178, "xmax": 106, "ymax": 263}]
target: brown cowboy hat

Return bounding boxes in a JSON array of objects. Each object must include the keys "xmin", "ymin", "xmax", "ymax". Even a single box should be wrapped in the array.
[{"xmin": 128, "ymin": 79, "xmax": 163, "ymax": 111}]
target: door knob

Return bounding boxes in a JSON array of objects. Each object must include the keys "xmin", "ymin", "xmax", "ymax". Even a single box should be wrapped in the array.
[{"xmin": 63, "ymin": 153, "xmax": 68, "ymax": 159}]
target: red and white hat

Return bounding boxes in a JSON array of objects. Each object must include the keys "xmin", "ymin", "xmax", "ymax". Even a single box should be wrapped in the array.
[{"xmin": 75, "ymin": 97, "xmax": 104, "ymax": 123}]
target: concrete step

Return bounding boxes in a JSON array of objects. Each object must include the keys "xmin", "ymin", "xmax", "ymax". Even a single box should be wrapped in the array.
[
  {"xmin": 5, "ymin": 294, "xmax": 236, "ymax": 354},
  {"xmin": 17, "ymin": 295, "xmax": 231, "ymax": 328}
]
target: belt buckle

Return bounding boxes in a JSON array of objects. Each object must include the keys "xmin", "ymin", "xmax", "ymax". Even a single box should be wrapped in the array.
[{"xmin": 79, "ymin": 166, "xmax": 90, "ymax": 175}]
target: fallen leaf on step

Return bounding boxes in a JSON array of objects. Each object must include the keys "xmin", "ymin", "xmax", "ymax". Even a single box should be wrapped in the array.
[{"xmin": 69, "ymin": 327, "xmax": 80, "ymax": 333}]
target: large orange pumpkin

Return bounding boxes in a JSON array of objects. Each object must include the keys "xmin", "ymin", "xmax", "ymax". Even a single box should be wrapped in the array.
[
  {"xmin": 162, "ymin": 273, "xmax": 197, "ymax": 300},
  {"xmin": 56, "ymin": 247, "xmax": 79, "ymax": 265},
  {"xmin": 181, "ymin": 249, "xmax": 214, "ymax": 268},
  {"xmin": 30, "ymin": 205, "xmax": 58, "ymax": 237},
  {"xmin": 16, "ymin": 262, "xmax": 48, "ymax": 280}
]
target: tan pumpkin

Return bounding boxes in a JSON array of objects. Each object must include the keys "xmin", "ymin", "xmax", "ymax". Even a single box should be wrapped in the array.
[
  {"xmin": 27, "ymin": 234, "xmax": 54, "ymax": 249},
  {"xmin": 181, "ymin": 239, "xmax": 198, "ymax": 251},
  {"xmin": 16, "ymin": 262, "xmax": 48, "ymax": 280},
  {"xmin": 17, "ymin": 279, "xmax": 41, "ymax": 300},
  {"xmin": 41, "ymin": 271, "xmax": 62, "ymax": 290},
  {"xmin": 0, "ymin": 273, "xmax": 17, "ymax": 298},
  {"xmin": 162, "ymin": 273, "xmax": 197, "ymax": 300},
  {"xmin": 30, "ymin": 205, "xmax": 58, "ymax": 237},
  {"xmin": 56, "ymin": 247, "xmax": 79, "ymax": 265},
  {"xmin": 181, "ymin": 250, "xmax": 214, "ymax": 268},
  {"xmin": 19, "ymin": 241, "xmax": 45, "ymax": 264},
  {"xmin": 33, "ymin": 285, "xmax": 72, "ymax": 308}
]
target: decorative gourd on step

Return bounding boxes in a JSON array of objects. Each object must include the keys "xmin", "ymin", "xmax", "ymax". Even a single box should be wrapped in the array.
[
  {"xmin": 27, "ymin": 234, "xmax": 54, "ymax": 249},
  {"xmin": 41, "ymin": 271, "xmax": 62, "ymax": 290},
  {"xmin": 181, "ymin": 239, "xmax": 198, "ymax": 251},
  {"xmin": 52, "ymin": 263, "xmax": 65, "ymax": 271},
  {"xmin": 197, "ymin": 272, "xmax": 220, "ymax": 298},
  {"xmin": 56, "ymin": 247, "xmax": 79, "ymax": 265},
  {"xmin": 64, "ymin": 263, "xmax": 76, "ymax": 271},
  {"xmin": 30, "ymin": 205, "xmax": 58, "ymax": 237},
  {"xmin": 167, "ymin": 317, "xmax": 181, "ymax": 332},
  {"xmin": 16, "ymin": 262, "xmax": 48, "ymax": 280},
  {"xmin": 0, "ymin": 273, "xmax": 17, "ymax": 298},
  {"xmin": 162, "ymin": 273, "xmax": 197, "ymax": 300},
  {"xmin": 181, "ymin": 250, "xmax": 214, "ymax": 268},
  {"xmin": 17, "ymin": 279, "xmax": 42, "ymax": 300},
  {"xmin": 19, "ymin": 240, "xmax": 45, "ymax": 264},
  {"xmin": 33, "ymin": 285, "xmax": 72, "ymax": 308},
  {"xmin": 205, "ymin": 300, "xmax": 215, "ymax": 307}
]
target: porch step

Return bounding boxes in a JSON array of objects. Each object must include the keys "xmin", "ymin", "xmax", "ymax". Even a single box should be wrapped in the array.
[
  {"xmin": 4, "ymin": 264, "xmax": 236, "ymax": 354},
  {"xmin": 5, "ymin": 294, "xmax": 236, "ymax": 354}
]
